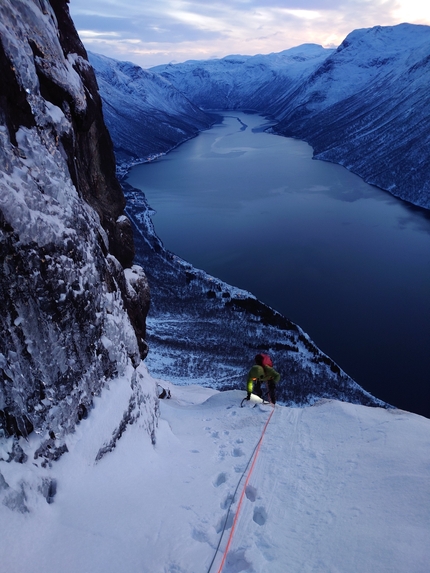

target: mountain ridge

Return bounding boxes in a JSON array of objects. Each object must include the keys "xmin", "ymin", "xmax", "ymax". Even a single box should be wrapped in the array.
[
  {"xmin": 273, "ymin": 24, "xmax": 430, "ymax": 209},
  {"xmin": 88, "ymin": 51, "xmax": 216, "ymax": 171},
  {"xmin": 91, "ymin": 23, "xmax": 430, "ymax": 209}
]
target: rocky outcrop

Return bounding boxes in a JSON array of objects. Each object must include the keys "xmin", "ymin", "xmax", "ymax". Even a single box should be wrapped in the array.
[{"xmin": 0, "ymin": 0, "xmax": 153, "ymax": 443}]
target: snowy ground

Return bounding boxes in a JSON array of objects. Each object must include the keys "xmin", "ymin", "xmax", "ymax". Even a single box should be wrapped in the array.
[{"xmin": 1, "ymin": 368, "xmax": 429, "ymax": 573}]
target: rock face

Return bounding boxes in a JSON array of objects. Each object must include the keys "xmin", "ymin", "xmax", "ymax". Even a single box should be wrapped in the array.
[{"xmin": 0, "ymin": 1, "xmax": 153, "ymax": 444}]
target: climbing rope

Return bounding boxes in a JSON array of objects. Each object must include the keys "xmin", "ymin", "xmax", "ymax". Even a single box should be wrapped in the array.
[{"xmin": 206, "ymin": 405, "xmax": 275, "ymax": 573}]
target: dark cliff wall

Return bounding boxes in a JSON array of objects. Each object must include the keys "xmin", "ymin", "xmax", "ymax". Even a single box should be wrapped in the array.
[
  {"xmin": 0, "ymin": 0, "xmax": 151, "ymax": 442},
  {"xmin": 37, "ymin": 0, "xmax": 133, "ymax": 266}
]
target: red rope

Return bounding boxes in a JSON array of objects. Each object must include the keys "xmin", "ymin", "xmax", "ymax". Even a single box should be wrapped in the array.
[{"xmin": 215, "ymin": 406, "xmax": 275, "ymax": 573}]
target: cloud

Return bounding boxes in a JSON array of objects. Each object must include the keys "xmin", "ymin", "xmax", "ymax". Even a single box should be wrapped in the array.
[
  {"xmin": 69, "ymin": 0, "xmax": 429, "ymax": 68},
  {"xmin": 73, "ymin": 13, "xmax": 224, "ymax": 44}
]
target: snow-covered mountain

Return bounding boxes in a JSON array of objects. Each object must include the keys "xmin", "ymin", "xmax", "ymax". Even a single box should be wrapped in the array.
[
  {"xmin": 90, "ymin": 44, "xmax": 332, "ymax": 171},
  {"xmin": 151, "ymin": 44, "xmax": 333, "ymax": 112},
  {"xmin": 92, "ymin": 24, "xmax": 430, "ymax": 209},
  {"xmin": 88, "ymin": 52, "xmax": 215, "ymax": 171},
  {"xmin": 1, "ymin": 3, "xmax": 429, "ymax": 570},
  {"xmin": 273, "ymin": 24, "xmax": 430, "ymax": 209}
]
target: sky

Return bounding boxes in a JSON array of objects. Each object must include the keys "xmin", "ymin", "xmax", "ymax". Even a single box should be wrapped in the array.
[{"xmin": 69, "ymin": 0, "xmax": 430, "ymax": 68}]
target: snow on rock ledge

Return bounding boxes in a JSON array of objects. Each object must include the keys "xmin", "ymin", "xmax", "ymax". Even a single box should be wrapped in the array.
[{"xmin": 0, "ymin": 362, "xmax": 158, "ymax": 513}]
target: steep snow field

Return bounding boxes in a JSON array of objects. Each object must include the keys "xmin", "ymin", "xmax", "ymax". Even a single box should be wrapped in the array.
[{"xmin": 1, "ymin": 368, "xmax": 429, "ymax": 573}]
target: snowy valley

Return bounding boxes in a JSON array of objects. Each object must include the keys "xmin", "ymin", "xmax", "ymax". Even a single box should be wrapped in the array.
[
  {"xmin": 87, "ymin": 52, "xmax": 214, "ymax": 171},
  {"xmin": 92, "ymin": 23, "xmax": 430, "ymax": 209},
  {"xmin": 0, "ymin": 2, "xmax": 429, "ymax": 572}
]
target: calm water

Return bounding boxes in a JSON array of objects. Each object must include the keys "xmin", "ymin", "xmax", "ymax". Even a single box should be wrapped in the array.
[{"xmin": 127, "ymin": 112, "xmax": 430, "ymax": 418}]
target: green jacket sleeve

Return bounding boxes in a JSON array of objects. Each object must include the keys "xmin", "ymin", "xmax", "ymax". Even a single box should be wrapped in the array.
[
  {"xmin": 264, "ymin": 366, "xmax": 280, "ymax": 383},
  {"xmin": 247, "ymin": 365, "xmax": 265, "ymax": 393},
  {"xmin": 247, "ymin": 365, "xmax": 265, "ymax": 383}
]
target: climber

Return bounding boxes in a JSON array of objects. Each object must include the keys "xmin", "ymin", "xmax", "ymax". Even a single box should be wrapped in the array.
[{"xmin": 246, "ymin": 354, "xmax": 280, "ymax": 404}]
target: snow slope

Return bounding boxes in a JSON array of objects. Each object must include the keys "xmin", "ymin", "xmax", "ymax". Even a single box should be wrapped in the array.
[{"xmin": 1, "ymin": 368, "xmax": 429, "ymax": 573}]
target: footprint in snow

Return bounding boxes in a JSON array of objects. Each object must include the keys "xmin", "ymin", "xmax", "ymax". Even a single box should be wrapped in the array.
[
  {"xmin": 213, "ymin": 472, "xmax": 228, "ymax": 487},
  {"xmin": 221, "ymin": 493, "xmax": 234, "ymax": 509},
  {"xmin": 218, "ymin": 445, "xmax": 228, "ymax": 460},
  {"xmin": 245, "ymin": 485, "xmax": 257, "ymax": 502},
  {"xmin": 192, "ymin": 528, "xmax": 208, "ymax": 542},
  {"xmin": 223, "ymin": 550, "xmax": 252, "ymax": 573},
  {"xmin": 253, "ymin": 506, "xmax": 268, "ymax": 526},
  {"xmin": 216, "ymin": 511, "xmax": 234, "ymax": 534}
]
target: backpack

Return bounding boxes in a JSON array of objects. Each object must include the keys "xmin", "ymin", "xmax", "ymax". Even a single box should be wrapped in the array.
[{"xmin": 260, "ymin": 354, "xmax": 273, "ymax": 367}]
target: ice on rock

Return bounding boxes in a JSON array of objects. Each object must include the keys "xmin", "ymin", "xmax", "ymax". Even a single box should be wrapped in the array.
[{"xmin": 0, "ymin": 0, "xmax": 155, "ymax": 476}]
